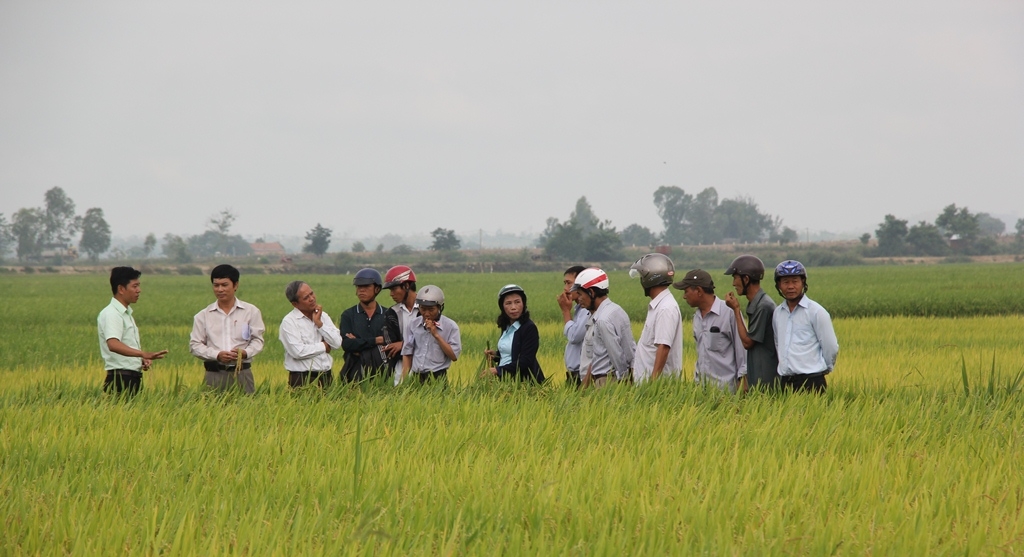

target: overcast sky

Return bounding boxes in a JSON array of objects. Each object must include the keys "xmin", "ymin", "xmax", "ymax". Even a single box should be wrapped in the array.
[{"xmin": 1, "ymin": 1, "xmax": 1021, "ymax": 243}]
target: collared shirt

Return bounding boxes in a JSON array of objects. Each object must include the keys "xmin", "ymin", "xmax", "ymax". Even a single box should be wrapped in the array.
[
  {"xmin": 189, "ymin": 298, "xmax": 266, "ymax": 363},
  {"xmin": 279, "ymin": 307, "xmax": 342, "ymax": 372},
  {"xmin": 585, "ymin": 299, "xmax": 635, "ymax": 381},
  {"xmin": 97, "ymin": 297, "xmax": 141, "ymax": 371},
  {"xmin": 692, "ymin": 297, "xmax": 747, "ymax": 389},
  {"xmin": 563, "ymin": 304, "xmax": 590, "ymax": 372},
  {"xmin": 391, "ymin": 301, "xmax": 419, "ymax": 381},
  {"xmin": 773, "ymin": 296, "xmax": 839, "ymax": 377},
  {"xmin": 497, "ymin": 320, "xmax": 520, "ymax": 367},
  {"xmin": 401, "ymin": 314, "xmax": 462, "ymax": 373},
  {"xmin": 745, "ymin": 289, "xmax": 780, "ymax": 387},
  {"xmin": 632, "ymin": 289, "xmax": 683, "ymax": 383}
]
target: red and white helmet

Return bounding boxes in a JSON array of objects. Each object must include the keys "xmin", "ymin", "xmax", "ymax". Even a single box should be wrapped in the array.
[
  {"xmin": 569, "ymin": 267, "xmax": 609, "ymax": 292},
  {"xmin": 383, "ymin": 265, "xmax": 416, "ymax": 289}
]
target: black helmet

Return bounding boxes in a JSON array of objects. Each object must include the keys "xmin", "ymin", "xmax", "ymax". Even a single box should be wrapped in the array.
[
  {"xmin": 353, "ymin": 268, "xmax": 382, "ymax": 287},
  {"xmin": 724, "ymin": 255, "xmax": 765, "ymax": 281}
]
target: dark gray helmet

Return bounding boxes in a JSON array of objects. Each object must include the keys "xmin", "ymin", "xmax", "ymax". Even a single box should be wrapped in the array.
[
  {"xmin": 629, "ymin": 253, "xmax": 675, "ymax": 289},
  {"xmin": 497, "ymin": 284, "xmax": 526, "ymax": 308},
  {"xmin": 353, "ymin": 268, "xmax": 382, "ymax": 287},
  {"xmin": 417, "ymin": 285, "xmax": 445, "ymax": 312},
  {"xmin": 724, "ymin": 255, "xmax": 765, "ymax": 281}
]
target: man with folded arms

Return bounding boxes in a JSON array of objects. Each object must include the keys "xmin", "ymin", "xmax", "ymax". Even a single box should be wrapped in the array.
[
  {"xmin": 189, "ymin": 264, "xmax": 265, "ymax": 393},
  {"xmin": 280, "ymin": 280, "xmax": 342, "ymax": 389}
]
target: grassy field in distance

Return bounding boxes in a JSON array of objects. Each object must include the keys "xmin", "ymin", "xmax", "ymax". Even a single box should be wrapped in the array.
[{"xmin": 2, "ymin": 263, "xmax": 1023, "ymax": 554}]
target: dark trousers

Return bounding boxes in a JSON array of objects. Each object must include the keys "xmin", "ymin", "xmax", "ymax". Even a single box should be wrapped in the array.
[
  {"xmin": 412, "ymin": 369, "xmax": 448, "ymax": 383},
  {"xmin": 781, "ymin": 373, "xmax": 827, "ymax": 393},
  {"xmin": 565, "ymin": 370, "xmax": 582, "ymax": 388},
  {"xmin": 289, "ymin": 370, "xmax": 333, "ymax": 389},
  {"xmin": 104, "ymin": 370, "xmax": 142, "ymax": 396}
]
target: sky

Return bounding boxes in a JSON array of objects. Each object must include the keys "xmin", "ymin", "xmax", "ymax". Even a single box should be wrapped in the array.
[{"xmin": 1, "ymin": 1, "xmax": 1021, "ymax": 244}]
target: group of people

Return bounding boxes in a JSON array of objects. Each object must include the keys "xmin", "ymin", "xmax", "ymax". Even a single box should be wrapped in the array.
[{"xmin": 96, "ymin": 254, "xmax": 839, "ymax": 396}]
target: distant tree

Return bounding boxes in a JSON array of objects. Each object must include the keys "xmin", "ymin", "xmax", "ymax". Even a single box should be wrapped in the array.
[
  {"xmin": 543, "ymin": 220, "xmax": 584, "ymax": 260},
  {"xmin": 379, "ymin": 233, "xmax": 403, "ymax": 251},
  {"xmin": 875, "ymin": 214, "xmax": 909, "ymax": 256},
  {"xmin": 430, "ymin": 228, "xmax": 461, "ymax": 251},
  {"xmin": 905, "ymin": 221, "xmax": 948, "ymax": 256},
  {"xmin": 78, "ymin": 207, "xmax": 111, "ymax": 261},
  {"xmin": 653, "ymin": 186, "xmax": 692, "ymax": 245},
  {"xmin": 713, "ymin": 196, "xmax": 773, "ymax": 243},
  {"xmin": 859, "ymin": 233, "xmax": 871, "ymax": 245},
  {"xmin": 619, "ymin": 224, "xmax": 656, "ymax": 247},
  {"xmin": 0, "ymin": 213, "xmax": 14, "ymax": 260},
  {"xmin": 351, "ymin": 241, "xmax": 366, "ymax": 253},
  {"xmin": 935, "ymin": 204, "xmax": 979, "ymax": 243},
  {"xmin": 1017, "ymin": 218, "xmax": 1024, "ymax": 238},
  {"xmin": 207, "ymin": 209, "xmax": 236, "ymax": 235},
  {"xmin": 42, "ymin": 187, "xmax": 81, "ymax": 250},
  {"xmin": 11, "ymin": 207, "xmax": 44, "ymax": 261},
  {"xmin": 689, "ymin": 187, "xmax": 720, "ymax": 244},
  {"xmin": 583, "ymin": 223, "xmax": 623, "ymax": 261},
  {"xmin": 187, "ymin": 231, "xmax": 252, "ymax": 257},
  {"xmin": 142, "ymin": 233, "xmax": 157, "ymax": 258},
  {"xmin": 570, "ymin": 197, "xmax": 600, "ymax": 238},
  {"xmin": 769, "ymin": 226, "xmax": 798, "ymax": 245},
  {"xmin": 162, "ymin": 234, "xmax": 191, "ymax": 263},
  {"xmin": 374, "ymin": 243, "xmax": 385, "ymax": 253},
  {"xmin": 391, "ymin": 244, "xmax": 414, "ymax": 255},
  {"xmin": 303, "ymin": 223, "xmax": 332, "ymax": 257},
  {"xmin": 975, "ymin": 213, "xmax": 1005, "ymax": 237}
]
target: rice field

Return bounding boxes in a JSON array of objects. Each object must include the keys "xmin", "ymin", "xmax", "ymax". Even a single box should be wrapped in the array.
[{"xmin": 1, "ymin": 264, "xmax": 1023, "ymax": 555}]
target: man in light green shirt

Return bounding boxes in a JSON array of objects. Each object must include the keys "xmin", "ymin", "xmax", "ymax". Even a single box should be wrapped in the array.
[{"xmin": 97, "ymin": 266, "xmax": 167, "ymax": 395}]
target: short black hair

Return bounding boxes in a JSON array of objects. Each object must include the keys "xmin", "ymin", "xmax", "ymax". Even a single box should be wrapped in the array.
[
  {"xmin": 588, "ymin": 287, "xmax": 609, "ymax": 299},
  {"xmin": 210, "ymin": 264, "xmax": 240, "ymax": 284},
  {"xmin": 564, "ymin": 265, "xmax": 586, "ymax": 278},
  {"xmin": 110, "ymin": 266, "xmax": 142, "ymax": 295}
]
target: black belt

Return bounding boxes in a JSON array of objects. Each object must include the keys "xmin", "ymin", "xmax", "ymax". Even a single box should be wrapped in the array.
[
  {"xmin": 589, "ymin": 373, "xmax": 607, "ymax": 380},
  {"xmin": 204, "ymin": 361, "xmax": 252, "ymax": 372},
  {"xmin": 412, "ymin": 368, "xmax": 448, "ymax": 374},
  {"xmin": 107, "ymin": 368, "xmax": 142, "ymax": 375},
  {"xmin": 289, "ymin": 369, "xmax": 332, "ymax": 374}
]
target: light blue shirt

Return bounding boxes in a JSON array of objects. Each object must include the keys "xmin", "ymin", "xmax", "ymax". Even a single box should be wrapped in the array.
[
  {"xmin": 563, "ymin": 304, "xmax": 590, "ymax": 372},
  {"xmin": 497, "ymin": 320, "xmax": 520, "ymax": 367},
  {"xmin": 773, "ymin": 296, "xmax": 839, "ymax": 377},
  {"xmin": 401, "ymin": 314, "xmax": 462, "ymax": 373}
]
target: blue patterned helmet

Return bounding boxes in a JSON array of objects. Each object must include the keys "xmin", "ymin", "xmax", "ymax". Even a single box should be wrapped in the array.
[{"xmin": 773, "ymin": 260, "xmax": 807, "ymax": 283}]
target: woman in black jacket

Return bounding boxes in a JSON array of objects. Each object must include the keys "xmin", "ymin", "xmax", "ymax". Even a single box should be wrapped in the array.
[{"xmin": 483, "ymin": 284, "xmax": 545, "ymax": 383}]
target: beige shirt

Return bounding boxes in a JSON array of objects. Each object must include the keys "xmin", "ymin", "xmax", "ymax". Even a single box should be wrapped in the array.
[{"xmin": 189, "ymin": 298, "xmax": 266, "ymax": 363}]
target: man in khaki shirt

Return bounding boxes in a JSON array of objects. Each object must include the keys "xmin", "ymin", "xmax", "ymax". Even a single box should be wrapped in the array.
[{"xmin": 189, "ymin": 264, "xmax": 265, "ymax": 393}]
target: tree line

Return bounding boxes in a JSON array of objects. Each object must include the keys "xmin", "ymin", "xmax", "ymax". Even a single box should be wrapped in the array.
[
  {"xmin": 540, "ymin": 187, "xmax": 797, "ymax": 261},
  {"xmin": 871, "ymin": 204, "xmax": 1022, "ymax": 257},
  {"xmin": 0, "ymin": 187, "xmax": 112, "ymax": 262}
]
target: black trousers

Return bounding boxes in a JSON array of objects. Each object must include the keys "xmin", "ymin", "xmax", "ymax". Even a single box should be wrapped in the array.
[
  {"xmin": 104, "ymin": 369, "xmax": 142, "ymax": 396},
  {"xmin": 565, "ymin": 370, "xmax": 582, "ymax": 388},
  {"xmin": 411, "ymin": 369, "xmax": 448, "ymax": 383},
  {"xmin": 288, "ymin": 370, "xmax": 333, "ymax": 389},
  {"xmin": 780, "ymin": 373, "xmax": 827, "ymax": 393}
]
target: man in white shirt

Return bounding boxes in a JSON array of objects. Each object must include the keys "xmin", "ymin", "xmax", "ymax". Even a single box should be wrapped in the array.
[
  {"xmin": 279, "ymin": 280, "xmax": 342, "ymax": 389},
  {"xmin": 629, "ymin": 254, "xmax": 683, "ymax": 383},
  {"xmin": 384, "ymin": 265, "xmax": 418, "ymax": 385},
  {"xmin": 189, "ymin": 264, "xmax": 266, "ymax": 394}
]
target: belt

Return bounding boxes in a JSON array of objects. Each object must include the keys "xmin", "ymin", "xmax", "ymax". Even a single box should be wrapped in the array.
[
  {"xmin": 589, "ymin": 373, "xmax": 607, "ymax": 380},
  {"xmin": 289, "ymin": 369, "xmax": 332, "ymax": 374},
  {"xmin": 204, "ymin": 361, "xmax": 252, "ymax": 372},
  {"xmin": 412, "ymin": 368, "xmax": 448, "ymax": 374}
]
